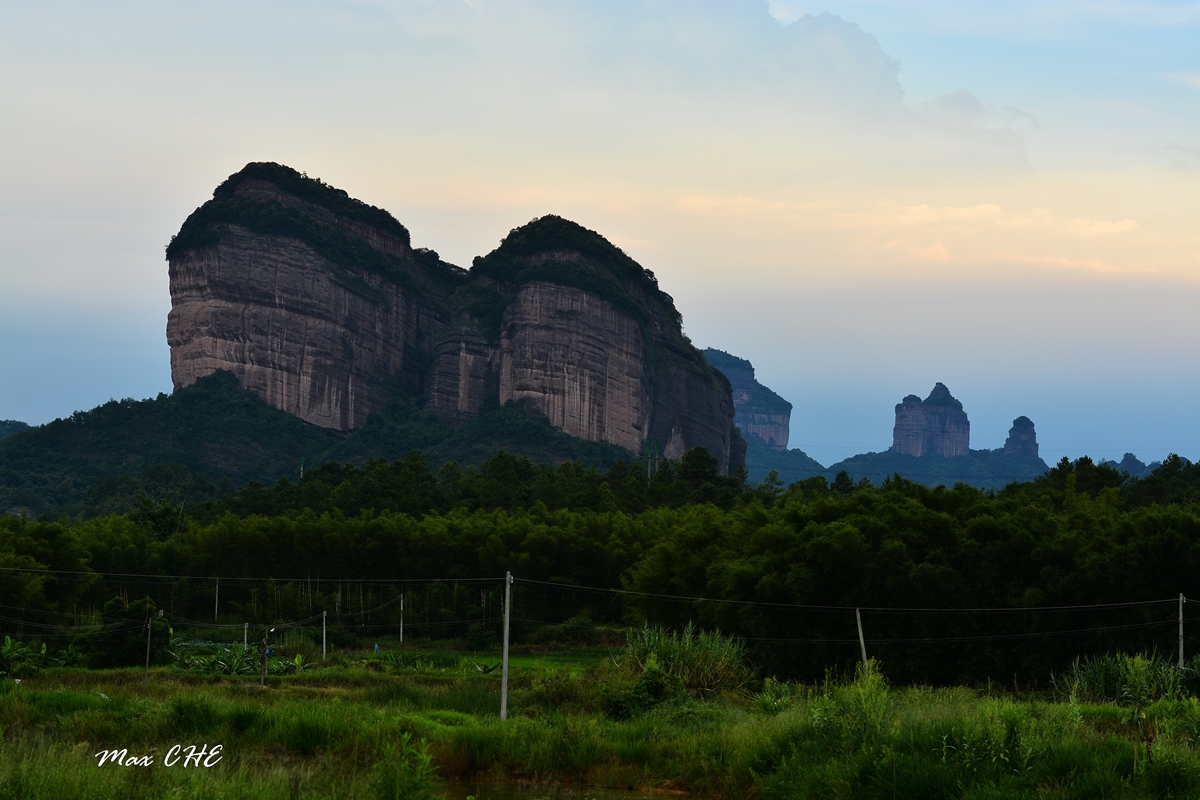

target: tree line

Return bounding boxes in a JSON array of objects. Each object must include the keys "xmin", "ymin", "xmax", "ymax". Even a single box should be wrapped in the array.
[{"xmin": 1, "ymin": 450, "xmax": 1197, "ymax": 684}]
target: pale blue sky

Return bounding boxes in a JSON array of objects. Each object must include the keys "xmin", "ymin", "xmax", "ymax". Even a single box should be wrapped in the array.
[{"xmin": 1, "ymin": 1, "xmax": 1196, "ymax": 465}]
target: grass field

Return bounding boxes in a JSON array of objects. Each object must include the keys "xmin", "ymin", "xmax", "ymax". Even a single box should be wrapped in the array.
[{"xmin": 3, "ymin": 636, "xmax": 1200, "ymax": 799}]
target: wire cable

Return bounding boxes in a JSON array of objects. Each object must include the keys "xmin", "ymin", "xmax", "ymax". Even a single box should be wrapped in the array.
[{"xmin": 513, "ymin": 577, "xmax": 1177, "ymax": 615}]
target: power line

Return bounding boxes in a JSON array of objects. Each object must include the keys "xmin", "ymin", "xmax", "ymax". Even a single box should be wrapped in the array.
[
  {"xmin": 0, "ymin": 566, "xmax": 498, "ymax": 584},
  {"xmin": 508, "ymin": 616, "xmax": 1178, "ymax": 646},
  {"xmin": 513, "ymin": 577, "xmax": 1176, "ymax": 615}
]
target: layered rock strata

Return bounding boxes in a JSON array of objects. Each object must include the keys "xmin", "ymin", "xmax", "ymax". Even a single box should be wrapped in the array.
[
  {"xmin": 702, "ymin": 348, "xmax": 792, "ymax": 450},
  {"xmin": 890, "ymin": 383, "xmax": 970, "ymax": 457},
  {"xmin": 426, "ymin": 218, "xmax": 739, "ymax": 472},
  {"xmin": 168, "ymin": 227, "xmax": 452, "ymax": 431},
  {"xmin": 167, "ymin": 163, "xmax": 739, "ymax": 471}
]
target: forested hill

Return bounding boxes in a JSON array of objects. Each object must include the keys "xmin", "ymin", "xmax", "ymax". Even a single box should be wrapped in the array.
[
  {"xmin": 0, "ymin": 420, "xmax": 29, "ymax": 441},
  {"xmin": 0, "ymin": 370, "xmax": 631, "ymax": 519},
  {"xmin": 3, "ymin": 367, "xmax": 1193, "ymax": 523},
  {"xmin": 823, "ymin": 447, "xmax": 1050, "ymax": 491}
]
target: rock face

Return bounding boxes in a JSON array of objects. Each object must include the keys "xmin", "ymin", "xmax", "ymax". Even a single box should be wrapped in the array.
[
  {"xmin": 426, "ymin": 217, "xmax": 739, "ymax": 473},
  {"xmin": 167, "ymin": 163, "xmax": 740, "ymax": 472},
  {"xmin": 167, "ymin": 227, "xmax": 448, "ymax": 431},
  {"xmin": 890, "ymin": 383, "xmax": 970, "ymax": 457},
  {"xmin": 702, "ymin": 348, "xmax": 792, "ymax": 450},
  {"xmin": 1003, "ymin": 416, "xmax": 1039, "ymax": 459}
]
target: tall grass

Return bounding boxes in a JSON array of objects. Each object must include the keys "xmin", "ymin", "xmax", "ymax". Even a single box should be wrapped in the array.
[
  {"xmin": 621, "ymin": 622, "xmax": 750, "ymax": 696},
  {"xmin": 8, "ymin": 647, "xmax": 1200, "ymax": 799},
  {"xmin": 1052, "ymin": 650, "xmax": 1189, "ymax": 704}
]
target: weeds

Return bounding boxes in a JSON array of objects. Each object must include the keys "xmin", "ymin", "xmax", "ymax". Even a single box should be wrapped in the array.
[
  {"xmin": 6, "ymin": 642, "xmax": 1200, "ymax": 799},
  {"xmin": 621, "ymin": 622, "xmax": 750, "ymax": 696},
  {"xmin": 371, "ymin": 734, "xmax": 440, "ymax": 800},
  {"xmin": 1053, "ymin": 650, "xmax": 1185, "ymax": 704}
]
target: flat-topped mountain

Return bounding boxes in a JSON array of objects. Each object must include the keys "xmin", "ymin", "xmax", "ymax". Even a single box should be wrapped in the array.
[
  {"xmin": 892, "ymin": 382, "xmax": 970, "ymax": 457},
  {"xmin": 702, "ymin": 349, "xmax": 825, "ymax": 485},
  {"xmin": 166, "ymin": 162, "xmax": 740, "ymax": 472},
  {"xmin": 702, "ymin": 348, "xmax": 792, "ymax": 450}
]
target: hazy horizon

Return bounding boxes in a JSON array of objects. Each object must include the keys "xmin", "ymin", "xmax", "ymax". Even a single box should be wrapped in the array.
[{"xmin": 2, "ymin": 0, "xmax": 1196, "ymax": 467}]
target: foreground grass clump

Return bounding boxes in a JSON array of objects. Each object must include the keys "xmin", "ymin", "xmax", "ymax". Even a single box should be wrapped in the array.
[{"xmin": 4, "ymin": 642, "xmax": 1200, "ymax": 798}]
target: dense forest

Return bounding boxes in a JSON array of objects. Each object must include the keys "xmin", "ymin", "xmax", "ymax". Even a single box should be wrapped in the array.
[
  {"xmin": 0, "ymin": 371, "xmax": 631, "ymax": 518},
  {"xmin": 2, "ymin": 447, "xmax": 1197, "ymax": 685}
]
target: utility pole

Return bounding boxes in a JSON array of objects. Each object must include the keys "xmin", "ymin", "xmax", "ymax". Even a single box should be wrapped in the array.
[
  {"xmin": 501, "ymin": 572, "xmax": 512, "ymax": 720},
  {"xmin": 145, "ymin": 609, "xmax": 163, "ymax": 682},
  {"xmin": 1180, "ymin": 594, "xmax": 1187, "ymax": 669},
  {"xmin": 400, "ymin": 593, "xmax": 404, "ymax": 643},
  {"xmin": 856, "ymin": 608, "xmax": 868, "ymax": 666},
  {"xmin": 244, "ymin": 622, "xmax": 248, "ymax": 648},
  {"xmin": 214, "ymin": 577, "xmax": 219, "ymax": 621},
  {"xmin": 322, "ymin": 612, "xmax": 327, "ymax": 660}
]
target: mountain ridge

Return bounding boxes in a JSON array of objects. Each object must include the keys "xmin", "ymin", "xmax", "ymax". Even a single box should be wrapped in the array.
[{"xmin": 166, "ymin": 162, "xmax": 741, "ymax": 472}]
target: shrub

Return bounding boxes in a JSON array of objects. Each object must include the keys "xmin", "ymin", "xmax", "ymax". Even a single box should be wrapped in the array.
[
  {"xmin": 0, "ymin": 637, "xmax": 44, "ymax": 679},
  {"xmin": 465, "ymin": 624, "xmax": 498, "ymax": 653}
]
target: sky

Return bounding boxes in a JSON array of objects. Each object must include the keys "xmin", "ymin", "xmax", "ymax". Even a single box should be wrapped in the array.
[{"xmin": 1, "ymin": 0, "xmax": 1197, "ymax": 467}]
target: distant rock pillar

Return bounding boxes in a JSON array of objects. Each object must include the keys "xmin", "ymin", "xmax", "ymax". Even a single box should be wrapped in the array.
[
  {"xmin": 891, "ymin": 395, "xmax": 926, "ymax": 456},
  {"xmin": 1003, "ymin": 416, "xmax": 1039, "ymax": 459},
  {"xmin": 920, "ymin": 382, "xmax": 970, "ymax": 457},
  {"xmin": 891, "ymin": 383, "xmax": 970, "ymax": 457}
]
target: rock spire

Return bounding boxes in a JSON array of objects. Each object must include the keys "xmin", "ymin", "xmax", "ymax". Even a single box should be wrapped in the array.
[
  {"xmin": 891, "ymin": 382, "xmax": 970, "ymax": 457},
  {"xmin": 1003, "ymin": 416, "xmax": 1039, "ymax": 459}
]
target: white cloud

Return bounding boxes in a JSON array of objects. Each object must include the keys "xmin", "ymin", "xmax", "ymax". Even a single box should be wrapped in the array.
[
  {"xmin": 1164, "ymin": 71, "xmax": 1200, "ymax": 90},
  {"xmin": 768, "ymin": 1, "xmax": 805, "ymax": 24}
]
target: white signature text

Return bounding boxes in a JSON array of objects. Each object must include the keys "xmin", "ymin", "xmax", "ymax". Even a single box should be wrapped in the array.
[{"xmin": 94, "ymin": 744, "xmax": 223, "ymax": 768}]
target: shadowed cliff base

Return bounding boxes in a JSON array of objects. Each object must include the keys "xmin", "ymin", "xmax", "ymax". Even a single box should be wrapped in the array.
[
  {"xmin": 741, "ymin": 436, "xmax": 828, "ymax": 486},
  {"xmin": 0, "ymin": 371, "xmax": 633, "ymax": 519}
]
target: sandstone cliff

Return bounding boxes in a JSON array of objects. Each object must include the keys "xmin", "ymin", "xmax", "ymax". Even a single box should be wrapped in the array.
[
  {"xmin": 426, "ymin": 216, "xmax": 740, "ymax": 473},
  {"xmin": 166, "ymin": 163, "xmax": 461, "ymax": 431},
  {"xmin": 890, "ymin": 383, "xmax": 970, "ymax": 457},
  {"xmin": 702, "ymin": 348, "xmax": 792, "ymax": 451},
  {"xmin": 167, "ymin": 164, "xmax": 739, "ymax": 471}
]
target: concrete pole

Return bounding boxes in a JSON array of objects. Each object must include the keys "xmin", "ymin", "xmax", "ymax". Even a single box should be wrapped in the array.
[
  {"xmin": 501, "ymin": 572, "xmax": 512, "ymax": 720},
  {"xmin": 145, "ymin": 610, "xmax": 163, "ymax": 683},
  {"xmin": 856, "ymin": 608, "xmax": 868, "ymax": 666},
  {"xmin": 1180, "ymin": 594, "xmax": 1186, "ymax": 669}
]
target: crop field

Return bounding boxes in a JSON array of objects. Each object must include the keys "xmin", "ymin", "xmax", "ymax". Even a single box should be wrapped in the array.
[{"xmin": 4, "ymin": 628, "xmax": 1200, "ymax": 799}]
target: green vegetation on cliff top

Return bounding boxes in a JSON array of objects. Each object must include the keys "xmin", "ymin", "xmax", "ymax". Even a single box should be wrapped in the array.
[
  {"xmin": 164, "ymin": 162, "xmax": 465, "ymax": 295},
  {"xmin": 468, "ymin": 215, "xmax": 683, "ymax": 331}
]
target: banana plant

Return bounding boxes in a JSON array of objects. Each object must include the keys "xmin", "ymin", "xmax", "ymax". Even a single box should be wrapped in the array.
[{"xmin": 269, "ymin": 653, "xmax": 310, "ymax": 676}]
